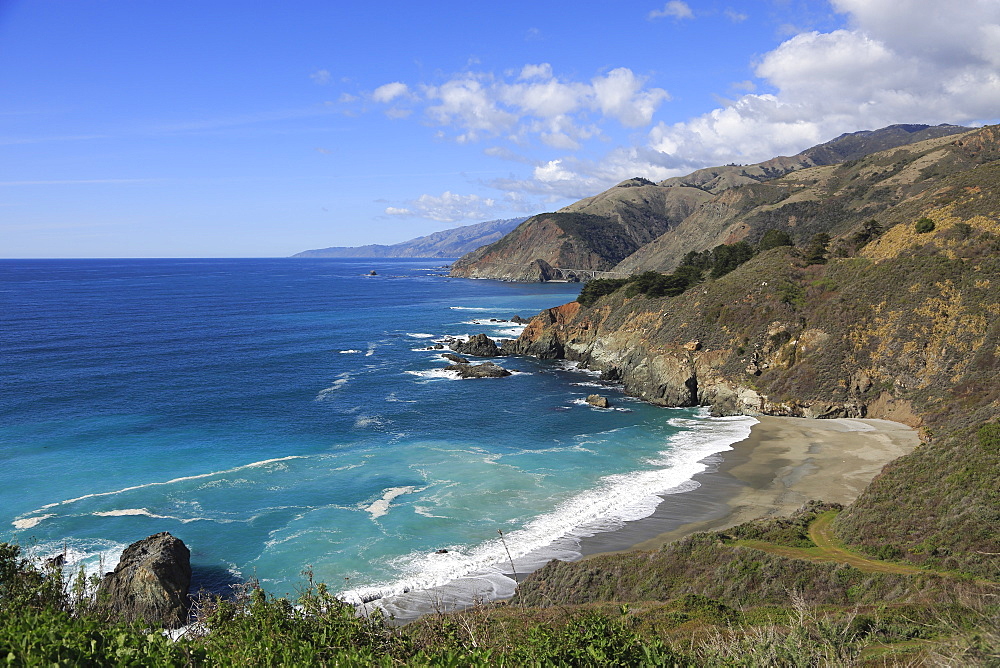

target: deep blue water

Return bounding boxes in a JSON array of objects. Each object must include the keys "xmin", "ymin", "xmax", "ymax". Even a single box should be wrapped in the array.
[{"xmin": 0, "ymin": 258, "xmax": 752, "ymax": 614}]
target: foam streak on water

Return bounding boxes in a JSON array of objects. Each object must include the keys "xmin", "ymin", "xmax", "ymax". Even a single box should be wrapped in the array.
[{"xmin": 343, "ymin": 411, "xmax": 755, "ymax": 613}]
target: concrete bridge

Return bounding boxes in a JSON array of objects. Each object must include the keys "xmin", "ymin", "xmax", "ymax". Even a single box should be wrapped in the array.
[{"xmin": 550, "ymin": 267, "xmax": 630, "ymax": 281}]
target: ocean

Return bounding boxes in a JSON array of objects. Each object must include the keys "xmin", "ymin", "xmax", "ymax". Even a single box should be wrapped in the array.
[{"xmin": 0, "ymin": 258, "xmax": 754, "ymax": 619}]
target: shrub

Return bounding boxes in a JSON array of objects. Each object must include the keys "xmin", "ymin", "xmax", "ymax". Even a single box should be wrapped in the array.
[
  {"xmin": 759, "ymin": 228, "xmax": 795, "ymax": 251},
  {"xmin": 915, "ymin": 217, "xmax": 936, "ymax": 233},
  {"xmin": 576, "ymin": 277, "xmax": 629, "ymax": 306}
]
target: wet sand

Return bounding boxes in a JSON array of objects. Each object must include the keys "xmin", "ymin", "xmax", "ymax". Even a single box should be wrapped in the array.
[{"xmin": 578, "ymin": 415, "xmax": 921, "ymax": 557}]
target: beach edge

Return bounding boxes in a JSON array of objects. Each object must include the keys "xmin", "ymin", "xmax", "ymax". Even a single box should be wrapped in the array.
[{"xmin": 577, "ymin": 414, "xmax": 921, "ymax": 558}]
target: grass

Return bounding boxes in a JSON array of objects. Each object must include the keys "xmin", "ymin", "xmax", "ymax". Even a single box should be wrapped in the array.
[{"xmin": 731, "ymin": 511, "xmax": 942, "ymax": 576}]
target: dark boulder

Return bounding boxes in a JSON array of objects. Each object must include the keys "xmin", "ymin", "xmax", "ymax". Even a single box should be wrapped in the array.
[
  {"xmin": 96, "ymin": 532, "xmax": 191, "ymax": 628},
  {"xmin": 441, "ymin": 353, "xmax": 469, "ymax": 364},
  {"xmin": 451, "ymin": 333, "xmax": 502, "ymax": 357},
  {"xmin": 445, "ymin": 362, "xmax": 512, "ymax": 378}
]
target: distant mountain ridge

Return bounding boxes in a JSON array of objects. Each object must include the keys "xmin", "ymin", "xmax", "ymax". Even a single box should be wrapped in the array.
[
  {"xmin": 292, "ymin": 217, "xmax": 526, "ymax": 258},
  {"xmin": 450, "ymin": 123, "xmax": 972, "ymax": 280}
]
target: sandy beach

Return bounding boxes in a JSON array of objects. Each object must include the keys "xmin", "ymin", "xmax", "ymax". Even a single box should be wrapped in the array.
[
  {"xmin": 369, "ymin": 415, "xmax": 921, "ymax": 621},
  {"xmin": 579, "ymin": 415, "xmax": 921, "ymax": 557}
]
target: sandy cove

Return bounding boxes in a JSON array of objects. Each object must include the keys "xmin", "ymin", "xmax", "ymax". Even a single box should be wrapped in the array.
[{"xmin": 578, "ymin": 415, "xmax": 920, "ymax": 557}]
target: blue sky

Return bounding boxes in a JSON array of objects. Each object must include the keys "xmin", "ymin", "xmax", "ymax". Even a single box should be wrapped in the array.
[{"xmin": 2, "ymin": 0, "xmax": 999, "ymax": 258}]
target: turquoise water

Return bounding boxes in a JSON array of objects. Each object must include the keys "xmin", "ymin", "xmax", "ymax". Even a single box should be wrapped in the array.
[{"xmin": 0, "ymin": 258, "xmax": 752, "ymax": 615}]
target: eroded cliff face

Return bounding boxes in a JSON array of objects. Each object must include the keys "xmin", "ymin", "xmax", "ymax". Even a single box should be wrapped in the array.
[
  {"xmin": 510, "ymin": 298, "xmax": 876, "ymax": 420},
  {"xmin": 509, "ymin": 248, "xmax": 999, "ymax": 427}
]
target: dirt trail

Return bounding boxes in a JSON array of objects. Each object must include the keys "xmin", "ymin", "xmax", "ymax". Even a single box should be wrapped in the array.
[{"xmin": 735, "ymin": 511, "xmax": 930, "ymax": 576}]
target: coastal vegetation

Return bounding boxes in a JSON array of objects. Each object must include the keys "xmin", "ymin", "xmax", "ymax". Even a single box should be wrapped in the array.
[
  {"xmin": 576, "ymin": 234, "xmax": 786, "ymax": 307},
  {"xmin": 4, "ymin": 539, "xmax": 996, "ymax": 665}
]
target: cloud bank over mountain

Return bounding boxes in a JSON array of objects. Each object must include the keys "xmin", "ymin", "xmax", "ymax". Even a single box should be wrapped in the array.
[{"xmin": 362, "ymin": 0, "xmax": 1000, "ymax": 222}]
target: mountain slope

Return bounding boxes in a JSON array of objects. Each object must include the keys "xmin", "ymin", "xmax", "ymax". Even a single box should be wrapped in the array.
[
  {"xmin": 506, "ymin": 146, "xmax": 1000, "ymax": 579},
  {"xmin": 615, "ymin": 126, "xmax": 1000, "ymax": 273},
  {"xmin": 449, "ymin": 124, "xmax": 971, "ymax": 280},
  {"xmin": 450, "ymin": 185, "xmax": 711, "ymax": 280},
  {"xmin": 293, "ymin": 217, "xmax": 526, "ymax": 258}
]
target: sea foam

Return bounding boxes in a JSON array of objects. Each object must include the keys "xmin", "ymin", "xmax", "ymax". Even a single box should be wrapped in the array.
[{"xmin": 341, "ymin": 411, "xmax": 756, "ymax": 615}]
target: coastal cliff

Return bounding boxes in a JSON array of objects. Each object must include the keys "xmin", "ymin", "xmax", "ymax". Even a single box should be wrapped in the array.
[
  {"xmin": 511, "ymin": 246, "xmax": 998, "ymax": 427},
  {"xmin": 504, "ymin": 196, "xmax": 1000, "ymax": 580}
]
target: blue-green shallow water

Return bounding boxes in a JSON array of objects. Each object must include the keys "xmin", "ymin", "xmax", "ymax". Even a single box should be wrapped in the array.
[{"xmin": 0, "ymin": 258, "xmax": 753, "ymax": 616}]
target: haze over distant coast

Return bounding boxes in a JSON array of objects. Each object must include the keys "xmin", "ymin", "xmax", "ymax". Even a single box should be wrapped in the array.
[{"xmin": 292, "ymin": 218, "xmax": 525, "ymax": 258}]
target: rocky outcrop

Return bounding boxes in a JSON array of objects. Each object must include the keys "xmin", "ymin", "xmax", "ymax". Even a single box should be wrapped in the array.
[
  {"xmin": 508, "ymin": 300, "xmax": 877, "ymax": 419},
  {"xmin": 441, "ymin": 353, "xmax": 469, "ymax": 364},
  {"xmin": 585, "ymin": 394, "xmax": 610, "ymax": 408},
  {"xmin": 445, "ymin": 362, "xmax": 512, "ymax": 378},
  {"xmin": 450, "ymin": 333, "xmax": 502, "ymax": 357},
  {"xmin": 96, "ymin": 532, "xmax": 191, "ymax": 628}
]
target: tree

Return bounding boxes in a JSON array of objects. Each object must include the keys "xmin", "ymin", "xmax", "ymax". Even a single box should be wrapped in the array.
[
  {"xmin": 805, "ymin": 233, "xmax": 831, "ymax": 265},
  {"xmin": 758, "ymin": 229, "xmax": 794, "ymax": 252},
  {"xmin": 709, "ymin": 241, "xmax": 754, "ymax": 278}
]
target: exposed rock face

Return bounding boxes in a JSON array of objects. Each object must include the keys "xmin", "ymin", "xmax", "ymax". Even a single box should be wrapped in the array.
[
  {"xmin": 445, "ymin": 362, "xmax": 512, "ymax": 378},
  {"xmin": 450, "ymin": 189, "xmax": 707, "ymax": 281},
  {"xmin": 97, "ymin": 532, "xmax": 191, "ymax": 628},
  {"xmin": 441, "ymin": 353, "xmax": 469, "ymax": 364},
  {"xmin": 450, "ymin": 333, "xmax": 502, "ymax": 357},
  {"xmin": 586, "ymin": 394, "xmax": 610, "ymax": 408},
  {"xmin": 507, "ymin": 244, "xmax": 997, "ymax": 426}
]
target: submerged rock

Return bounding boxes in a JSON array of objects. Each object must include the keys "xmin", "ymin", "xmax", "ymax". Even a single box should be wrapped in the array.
[
  {"xmin": 586, "ymin": 394, "xmax": 610, "ymax": 408},
  {"xmin": 450, "ymin": 333, "xmax": 502, "ymax": 357},
  {"xmin": 445, "ymin": 362, "xmax": 512, "ymax": 378},
  {"xmin": 96, "ymin": 532, "xmax": 191, "ymax": 629}
]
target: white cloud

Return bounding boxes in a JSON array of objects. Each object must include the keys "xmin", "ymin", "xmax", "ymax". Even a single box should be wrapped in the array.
[
  {"xmin": 534, "ymin": 159, "xmax": 574, "ymax": 183},
  {"xmin": 724, "ymin": 9, "xmax": 748, "ymax": 23},
  {"xmin": 519, "ymin": 63, "xmax": 553, "ymax": 80},
  {"xmin": 366, "ymin": 64, "xmax": 668, "ymax": 146},
  {"xmin": 384, "ymin": 191, "xmax": 500, "ymax": 222},
  {"xmin": 649, "ymin": 1, "xmax": 694, "ymax": 20},
  {"xmin": 643, "ymin": 0, "xmax": 1000, "ymax": 169},
  {"xmin": 364, "ymin": 2, "xmax": 1000, "ymax": 214},
  {"xmin": 592, "ymin": 68, "xmax": 670, "ymax": 127},
  {"xmin": 310, "ymin": 69, "xmax": 331, "ymax": 85},
  {"xmin": 372, "ymin": 82, "xmax": 410, "ymax": 103},
  {"xmin": 424, "ymin": 76, "xmax": 521, "ymax": 143}
]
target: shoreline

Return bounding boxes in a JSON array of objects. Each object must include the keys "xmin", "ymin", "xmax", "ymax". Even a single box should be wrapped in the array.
[
  {"xmin": 367, "ymin": 414, "xmax": 920, "ymax": 623},
  {"xmin": 577, "ymin": 414, "xmax": 920, "ymax": 557}
]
